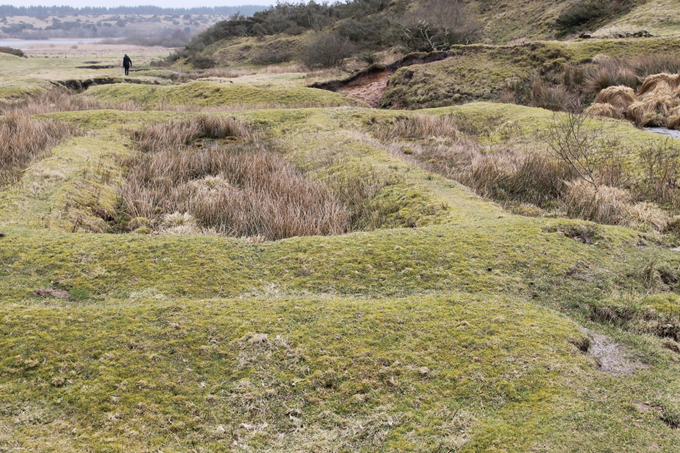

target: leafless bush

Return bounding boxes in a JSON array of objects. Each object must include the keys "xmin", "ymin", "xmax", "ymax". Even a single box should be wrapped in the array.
[
  {"xmin": 300, "ymin": 32, "xmax": 357, "ymax": 69},
  {"xmin": 637, "ymin": 139, "xmax": 680, "ymax": 206},
  {"xmin": 0, "ymin": 114, "xmax": 77, "ymax": 186},
  {"xmin": 399, "ymin": 0, "xmax": 481, "ymax": 51},
  {"xmin": 544, "ymin": 111, "xmax": 618, "ymax": 189}
]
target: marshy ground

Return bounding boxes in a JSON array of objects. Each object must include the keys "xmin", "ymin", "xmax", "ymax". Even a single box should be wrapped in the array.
[{"xmin": 1, "ymin": 39, "xmax": 680, "ymax": 452}]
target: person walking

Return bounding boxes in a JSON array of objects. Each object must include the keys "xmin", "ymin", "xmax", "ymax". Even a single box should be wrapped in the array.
[{"xmin": 123, "ymin": 54, "xmax": 132, "ymax": 76}]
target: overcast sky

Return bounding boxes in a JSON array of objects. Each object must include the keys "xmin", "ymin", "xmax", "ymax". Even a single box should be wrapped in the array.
[{"xmin": 4, "ymin": 0, "xmax": 276, "ymax": 7}]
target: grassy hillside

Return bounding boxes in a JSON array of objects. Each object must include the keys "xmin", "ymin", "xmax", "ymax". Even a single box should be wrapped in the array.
[
  {"xmin": 169, "ymin": 0, "xmax": 680, "ymax": 71},
  {"xmin": 2, "ymin": 89, "xmax": 680, "ymax": 450},
  {"xmin": 2, "ymin": 29, "xmax": 680, "ymax": 451}
]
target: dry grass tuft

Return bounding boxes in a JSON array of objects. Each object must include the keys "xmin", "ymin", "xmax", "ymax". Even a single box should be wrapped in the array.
[
  {"xmin": 0, "ymin": 88, "xmax": 139, "ymax": 115},
  {"xmin": 619, "ymin": 73, "xmax": 680, "ymax": 127},
  {"xmin": 130, "ymin": 115, "xmax": 260, "ymax": 153},
  {"xmin": 584, "ymin": 102, "xmax": 622, "ymax": 119},
  {"xmin": 119, "ymin": 117, "xmax": 350, "ymax": 240},
  {"xmin": 0, "ymin": 114, "xmax": 77, "ymax": 186},
  {"xmin": 637, "ymin": 73, "xmax": 680, "ymax": 97},
  {"xmin": 563, "ymin": 180, "xmax": 631, "ymax": 225},
  {"xmin": 562, "ymin": 180, "xmax": 669, "ymax": 231},
  {"xmin": 465, "ymin": 150, "xmax": 577, "ymax": 207},
  {"xmin": 374, "ymin": 115, "xmax": 460, "ymax": 141},
  {"xmin": 594, "ymin": 85, "xmax": 636, "ymax": 112},
  {"xmin": 627, "ymin": 202, "xmax": 671, "ymax": 232}
]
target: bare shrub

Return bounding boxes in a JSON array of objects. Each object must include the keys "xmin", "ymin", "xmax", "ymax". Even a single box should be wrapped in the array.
[
  {"xmin": 637, "ymin": 139, "xmax": 680, "ymax": 206},
  {"xmin": 0, "ymin": 114, "xmax": 77, "ymax": 186},
  {"xmin": 300, "ymin": 32, "xmax": 357, "ymax": 69},
  {"xmin": 544, "ymin": 111, "xmax": 615, "ymax": 189},
  {"xmin": 399, "ymin": 0, "xmax": 481, "ymax": 51}
]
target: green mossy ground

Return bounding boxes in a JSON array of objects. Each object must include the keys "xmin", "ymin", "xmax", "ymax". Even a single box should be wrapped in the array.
[
  {"xmin": 2, "ymin": 56, "xmax": 680, "ymax": 450},
  {"xmin": 84, "ymin": 80, "xmax": 367, "ymax": 109}
]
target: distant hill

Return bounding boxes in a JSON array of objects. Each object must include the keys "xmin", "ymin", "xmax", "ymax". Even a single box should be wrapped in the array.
[{"xmin": 170, "ymin": 0, "xmax": 678, "ymax": 69}]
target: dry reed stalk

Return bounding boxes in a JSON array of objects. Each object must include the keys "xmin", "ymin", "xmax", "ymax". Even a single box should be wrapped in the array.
[
  {"xmin": 0, "ymin": 114, "xmax": 77, "ymax": 185},
  {"xmin": 122, "ymin": 118, "xmax": 350, "ymax": 240},
  {"xmin": 120, "ymin": 150, "xmax": 351, "ymax": 240},
  {"xmin": 130, "ymin": 115, "xmax": 259, "ymax": 152}
]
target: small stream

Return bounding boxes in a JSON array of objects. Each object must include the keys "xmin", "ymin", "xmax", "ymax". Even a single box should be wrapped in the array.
[{"xmin": 644, "ymin": 127, "xmax": 680, "ymax": 139}]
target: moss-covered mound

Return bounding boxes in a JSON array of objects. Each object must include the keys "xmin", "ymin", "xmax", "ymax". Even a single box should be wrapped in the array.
[
  {"xmin": 2, "ymin": 102, "xmax": 680, "ymax": 451},
  {"xmin": 85, "ymin": 80, "xmax": 367, "ymax": 109}
]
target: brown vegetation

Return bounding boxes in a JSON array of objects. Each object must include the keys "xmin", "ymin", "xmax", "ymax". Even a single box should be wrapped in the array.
[
  {"xmin": 372, "ymin": 114, "xmax": 674, "ymax": 231},
  {"xmin": 0, "ymin": 88, "xmax": 139, "ymax": 115},
  {"xmin": 0, "ymin": 114, "xmax": 77, "ymax": 186},
  {"xmin": 119, "ymin": 116, "xmax": 351, "ymax": 240}
]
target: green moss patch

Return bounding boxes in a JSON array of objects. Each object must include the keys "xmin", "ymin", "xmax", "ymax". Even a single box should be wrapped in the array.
[{"xmin": 84, "ymin": 80, "xmax": 366, "ymax": 109}]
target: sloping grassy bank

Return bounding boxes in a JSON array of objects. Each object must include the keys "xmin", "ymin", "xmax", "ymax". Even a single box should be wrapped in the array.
[{"xmin": 2, "ymin": 102, "xmax": 680, "ymax": 451}]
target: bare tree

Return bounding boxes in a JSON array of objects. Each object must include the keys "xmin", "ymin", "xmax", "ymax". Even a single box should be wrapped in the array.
[
  {"xmin": 545, "ymin": 112, "xmax": 607, "ymax": 190},
  {"xmin": 400, "ymin": 0, "xmax": 481, "ymax": 52}
]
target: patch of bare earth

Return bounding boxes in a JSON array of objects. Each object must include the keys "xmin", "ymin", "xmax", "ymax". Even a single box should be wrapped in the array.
[
  {"xmin": 583, "ymin": 328, "xmax": 647, "ymax": 374},
  {"xmin": 341, "ymin": 72, "xmax": 392, "ymax": 107}
]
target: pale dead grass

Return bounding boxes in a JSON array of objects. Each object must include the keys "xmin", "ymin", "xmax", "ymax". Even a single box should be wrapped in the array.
[
  {"xmin": 374, "ymin": 114, "xmax": 461, "ymax": 141},
  {"xmin": 0, "ymin": 88, "xmax": 140, "ymax": 115},
  {"xmin": 594, "ymin": 86, "xmax": 636, "ymax": 113},
  {"xmin": 0, "ymin": 114, "xmax": 78, "ymax": 186},
  {"xmin": 120, "ymin": 116, "xmax": 351, "ymax": 240},
  {"xmin": 584, "ymin": 102, "xmax": 622, "ymax": 119},
  {"xmin": 563, "ymin": 180, "xmax": 669, "ymax": 231}
]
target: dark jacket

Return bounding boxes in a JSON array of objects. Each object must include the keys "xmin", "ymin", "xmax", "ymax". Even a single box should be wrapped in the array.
[{"xmin": 123, "ymin": 55, "xmax": 132, "ymax": 68}]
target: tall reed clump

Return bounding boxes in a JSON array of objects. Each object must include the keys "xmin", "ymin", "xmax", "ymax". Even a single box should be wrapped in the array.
[
  {"xmin": 120, "ymin": 116, "xmax": 351, "ymax": 240},
  {"xmin": 0, "ymin": 114, "xmax": 77, "ymax": 186}
]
